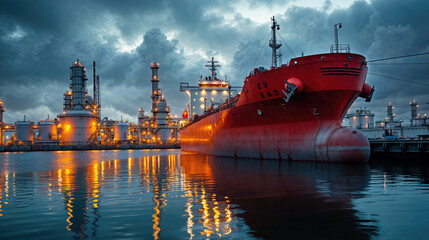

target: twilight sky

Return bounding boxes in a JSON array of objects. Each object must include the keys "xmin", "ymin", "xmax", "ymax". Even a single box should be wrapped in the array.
[{"xmin": 1, "ymin": 0, "xmax": 429, "ymax": 124}]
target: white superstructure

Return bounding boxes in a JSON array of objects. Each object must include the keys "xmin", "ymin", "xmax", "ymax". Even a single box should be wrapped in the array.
[{"xmin": 180, "ymin": 57, "xmax": 238, "ymax": 118}]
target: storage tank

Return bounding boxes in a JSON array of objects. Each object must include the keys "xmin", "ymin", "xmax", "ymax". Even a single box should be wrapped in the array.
[
  {"xmin": 348, "ymin": 116, "xmax": 358, "ymax": 128},
  {"xmin": 58, "ymin": 110, "xmax": 98, "ymax": 145},
  {"xmin": 413, "ymin": 118, "xmax": 426, "ymax": 126},
  {"xmin": 114, "ymin": 122, "xmax": 129, "ymax": 142},
  {"xmin": 15, "ymin": 121, "xmax": 34, "ymax": 142},
  {"xmin": 346, "ymin": 109, "xmax": 375, "ymax": 129},
  {"xmin": 38, "ymin": 121, "xmax": 57, "ymax": 141}
]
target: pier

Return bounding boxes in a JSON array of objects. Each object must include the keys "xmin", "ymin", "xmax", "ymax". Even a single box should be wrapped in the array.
[
  {"xmin": 0, "ymin": 144, "xmax": 180, "ymax": 152},
  {"xmin": 370, "ymin": 139, "xmax": 429, "ymax": 160}
]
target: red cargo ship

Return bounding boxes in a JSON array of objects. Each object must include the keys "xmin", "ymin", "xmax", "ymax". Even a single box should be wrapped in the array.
[{"xmin": 179, "ymin": 17, "xmax": 374, "ymax": 163}]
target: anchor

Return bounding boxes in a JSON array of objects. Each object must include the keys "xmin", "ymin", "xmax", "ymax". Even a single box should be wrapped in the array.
[
  {"xmin": 282, "ymin": 80, "xmax": 298, "ymax": 103},
  {"xmin": 365, "ymin": 86, "xmax": 375, "ymax": 102}
]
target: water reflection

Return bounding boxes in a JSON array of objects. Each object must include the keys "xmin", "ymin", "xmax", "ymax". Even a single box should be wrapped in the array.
[
  {"xmin": 3, "ymin": 151, "xmax": 429, "ymax": 239},
  {"xmin": 179, "ymin": 155, "xmax": 377, "ymax": 240}
]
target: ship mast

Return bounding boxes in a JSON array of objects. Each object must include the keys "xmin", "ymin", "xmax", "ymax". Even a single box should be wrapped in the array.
[
  {"xmin": 205, "ymin": 57, "xmax": 220, "ymax": 80},
  {"xmin": 334, "ymin": 23, "xmax": 342, "ymax": 53},
  {"xmin": 269, "ymin": 16, "xmax": 282, "ymax": 68}
]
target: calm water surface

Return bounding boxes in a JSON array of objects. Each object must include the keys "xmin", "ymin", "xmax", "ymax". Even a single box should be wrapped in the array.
[{"xmin": 0, "ymin": 149, "xmax": 428, "ymax": 239}]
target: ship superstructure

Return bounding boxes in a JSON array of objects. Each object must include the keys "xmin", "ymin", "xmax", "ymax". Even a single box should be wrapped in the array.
[
  {"xmin": 179, "ymin": 17, "xmax": 374, "ymax": 163},
  {"xmin": 180, "ymin": 58, "xmax": 238, "ymax": 118}
]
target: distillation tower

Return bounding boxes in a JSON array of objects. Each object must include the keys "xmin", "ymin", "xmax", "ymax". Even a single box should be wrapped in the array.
[
  {"xmin": 150, "ymin": 63, "xmax": 172, "ymax": 143},
  {"xmin": 58, "ymin": 59, "xmax": 99, "ymax": 145},
  {"xmin": 136, "ymin": 63, "xmax": 179, "ymax": 144}
]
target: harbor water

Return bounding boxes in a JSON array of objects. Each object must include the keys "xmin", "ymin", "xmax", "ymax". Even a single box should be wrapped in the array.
[{"xmin": 0, "ymin": 150, "xmax": 428, "ymax": 239}]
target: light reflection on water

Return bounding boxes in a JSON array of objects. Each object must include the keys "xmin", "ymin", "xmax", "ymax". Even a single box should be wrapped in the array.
[{"xmin": 0, "ymin": 150, "xmax": 428, "ymax": 239}]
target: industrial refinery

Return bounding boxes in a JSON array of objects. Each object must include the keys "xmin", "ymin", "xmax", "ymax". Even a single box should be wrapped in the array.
[
  {"xmin": 345, "ymin": 100, "xmax": 429, "ymax": 139},
  {"xmin": 0, "ymin": 60, "xmax": 180, "ymax": 151}
]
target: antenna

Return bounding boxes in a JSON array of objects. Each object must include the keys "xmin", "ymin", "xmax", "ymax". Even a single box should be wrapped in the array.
[
  {"xmin": 205, "ymin": 57, "xmax": 221, "ymax": 80},
  {"xmin": 96, "ymin": 75, "xmax": 100, "ymax": 116},
  {"xmin": 269, "ymin": 16, "xmax": 282, "ymax": 68},
  {"xmin": 93, "ymin": 61, "xmax": 96, "ymax": 106}
]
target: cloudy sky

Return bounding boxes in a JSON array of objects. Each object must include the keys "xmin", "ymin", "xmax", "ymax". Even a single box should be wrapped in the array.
[{"xmin": 1, "ymin": 0, "xmax": 429, "ymax": 124}]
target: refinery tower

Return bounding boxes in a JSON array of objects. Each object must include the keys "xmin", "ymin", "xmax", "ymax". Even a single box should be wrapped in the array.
[
  {"xmin": 58, "ymin": 59, "xmax": 100, "ymax": 145},
  {"xmin": 150, "ymin": 62, "xmax": 172, "ymax": 143},
  {"xmin": 0, "ymin": 100, "xmax": 5, "ymax": 145}
]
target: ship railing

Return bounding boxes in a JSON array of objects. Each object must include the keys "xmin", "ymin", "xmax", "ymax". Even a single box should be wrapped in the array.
[
  {"xmin": 180, "ymin": 82, "xmax": 199, "ymax": 91},
  {"xmin": 180, "ymin": 82, "xmax": 189, "ymax": 91},
  {"xmin": 182, "ymin": 95, "xmax": 240, "ymax": 129},
  {"xmin": 330, "ymin": 44, "xmax": 350, "ymax": 53}
]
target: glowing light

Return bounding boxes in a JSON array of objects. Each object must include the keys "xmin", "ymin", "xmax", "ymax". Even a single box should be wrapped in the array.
[
  {"xmin": 200, "ymin": 97, "xmax": 204, "ymax": 101},
  {"xmin": 223, "ymin": 90, "xmax": 228, "ymax": 95},
  {"xmin": 212, "ymin": 90, "xmax": 217, "ymax": 95},
  {"xmin": 200, "ymin": 104, "xmax": 204, "ymax": 109}
]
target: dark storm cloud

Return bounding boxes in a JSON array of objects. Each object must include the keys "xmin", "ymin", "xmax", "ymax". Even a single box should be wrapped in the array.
[
  {"xmin": 230, "ymin": 0, "xmax": 429, "ymax": 121},
  {"xmin": 1, "ymin": 0, "xmax": 429, "ymax": 123}
]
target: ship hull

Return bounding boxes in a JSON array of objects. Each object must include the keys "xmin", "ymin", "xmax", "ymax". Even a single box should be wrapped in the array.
[{"xmin": 180, "ymin": 53, "xmax": 371, "ymax": 163}]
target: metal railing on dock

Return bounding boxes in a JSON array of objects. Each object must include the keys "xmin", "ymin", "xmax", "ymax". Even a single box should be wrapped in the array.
[
  {"xmin": 0, "ymin": 144, "xmax": 181, "ymax": 152},
  {"xmin": 370, "ymin": 139, "xmax": 429, "ymax": 160}
]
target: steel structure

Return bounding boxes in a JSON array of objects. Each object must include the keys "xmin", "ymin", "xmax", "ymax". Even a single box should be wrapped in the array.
[
  {"xmin": 269, "ymin": 16, "xmax": 282, "ymax": 68},
  {"xmin": 58, "ymin": 59, "xmax": 98, "ymax": 145}
]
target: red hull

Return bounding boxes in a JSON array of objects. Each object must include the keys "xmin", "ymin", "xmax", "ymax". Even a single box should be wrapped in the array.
[{"xmin": 180, "ymin": 53, "xmax": 370, "ymax": 163}]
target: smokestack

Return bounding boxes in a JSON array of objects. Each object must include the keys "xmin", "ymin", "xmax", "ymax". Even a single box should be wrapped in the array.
[
  {"xmin": 96, "ymin": 75, "xmax": 100, "ymax": 115},
  {"xmin": 0, "ymin": 100, "xmax": 5, "ymax": 123},
  {"xmin": 93, "ymin": 61, "xmax": 96, "ymax": 106}
]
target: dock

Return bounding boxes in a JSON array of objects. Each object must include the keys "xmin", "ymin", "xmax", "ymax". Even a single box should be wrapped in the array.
[
  {"xmin": 370, "ymin": 139, "xmax": 429, "ymax": 160},
  {"xmin": 0, "ymin": 144, "xmax": 180, "ymax": 152}
]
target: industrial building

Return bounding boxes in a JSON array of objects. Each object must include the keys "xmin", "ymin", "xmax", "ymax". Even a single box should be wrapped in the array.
[
  {"xmin": 134, "ymin": 62, "xmax": 180, "ymax": 144},
  {"xmin": 58, "ymin": 59, "xmax": 99, "ymax": 145},
  {"xmin": 0, "ymin": 60, "xmax": 180, "ymax": 151},
  {"xmin": 180, "ymin": 57, "xmax": 239, "ymax": 119},
  {"xmin": 345, "ymin": 100, "xmax": 429, "ymax": 139}
]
